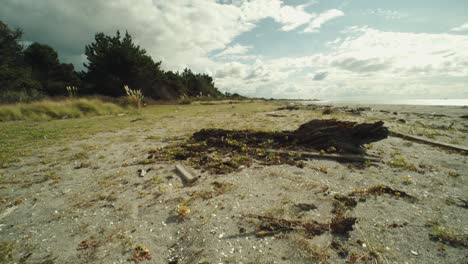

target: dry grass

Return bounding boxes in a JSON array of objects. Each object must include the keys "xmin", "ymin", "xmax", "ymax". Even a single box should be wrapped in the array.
[
  {"xmin": 0, "ymin": 98, "xmax": 128, "ymax": 122},
  {"xmin": 124, "ymin": 85, "xmax": 144, "ymax": 108}
]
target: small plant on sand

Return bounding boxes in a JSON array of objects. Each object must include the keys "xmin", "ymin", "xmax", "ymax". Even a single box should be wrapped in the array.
[
  {"xmin": 151, "ymin": 176, "xmax": 164, "ymax": 185},
  {"xmin": 66, "ymin": 86, "xmax": 78, "ymax": 97},
  {"xmin": 128, "ymin": 245, "xmax": 152, "ymax": 262},
  {"xmin": 124, "ymin": 85, "xmax": 144, "ymax": 108},
  {"xmin": 430, "ymin": 225, "xmax": 468, "ymax": 248},
  {"xmin": 0, "ymin": 242, "xmax": 15, "ymax": 263},
  {"xmin": 176, "ymin": 203, "xmax": 191, "ymax": 220},
  {"xmin": 401, "ymin": 175, "xmax": 413, "ymax": 185},
  {"xmin": 388, "ymin": 155, "xmax": 417, "ymax": 171}
]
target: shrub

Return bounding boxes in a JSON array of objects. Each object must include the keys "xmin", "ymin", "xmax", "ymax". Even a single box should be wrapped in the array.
[
  {"xmin": 124, "ymin": 85, "xmax": 144, "ymax": 108},
  {"xmin": 178, "ymin": 97, "xmax": 192, "ymax": 105}
]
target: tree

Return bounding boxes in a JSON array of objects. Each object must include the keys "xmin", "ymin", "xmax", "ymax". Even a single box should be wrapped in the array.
[
  {"xmin": 0, "ymin": 21, "xmax": 41, "ymax": 102},
  {"xmin": 181, "ymin": 68, "xmax": 222, "ymax": 97},
  {"xmin": 24, "ymin": 42, "xmax": 79, "ymax": 96},
  {"xmin": 84, "ymin": 31, "xmax": 164, "ymax": 97},
  {"xmin": 0, "ymin": 21, "xmax": 23, "ymax": 65}
]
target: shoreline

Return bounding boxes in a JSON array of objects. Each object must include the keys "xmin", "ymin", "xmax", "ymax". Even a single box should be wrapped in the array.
[
  {"xmin": 0, "ymin": 100, "xmax": 466, "ymax": 263},
  {"xmin": 306, "ymin": 99, "xmax": 468, "ymax": 107}
]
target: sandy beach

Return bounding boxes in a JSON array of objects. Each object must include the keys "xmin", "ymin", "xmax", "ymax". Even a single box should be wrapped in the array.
[{"xmin": 0, "ymin": 100, "xmax": 467, "ymax": 264}]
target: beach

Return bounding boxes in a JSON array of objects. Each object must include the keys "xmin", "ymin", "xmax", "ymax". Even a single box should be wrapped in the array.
[{"xmin": 0, "ymin": 100, "xmax": 467, "ymax": 263}]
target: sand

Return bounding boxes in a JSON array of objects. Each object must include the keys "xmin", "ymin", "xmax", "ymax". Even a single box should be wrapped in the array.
[{"xmin": 0, "ymin": 100, "xmax": 467, "ymax": 263}]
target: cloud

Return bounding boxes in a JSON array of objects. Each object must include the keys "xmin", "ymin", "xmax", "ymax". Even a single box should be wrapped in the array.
[
  {"xmin": 331, "ymin": 58, "xmax": 391, "ymax": 73},
  {"xmin": 364, "ymin": 9, "xmax": 408, "ymax": 20},
  {"xmin": 215, "ymin": 27, "xmax": 468, "ymax": 99},
  {"xmin": 331, "ymin": 27, "xmax": 468, "ymax": 76},
  {"xmin": 275, "ymin": 4, "xmax": 314, "ymax": 31},
  {"xmin": 1, "ymin": 0, "xmax": 252, "ymax": 71},
  {"xmin": 215, "ymin": 44, "xmax": 252, "ymax": 57},
  {"xmin": 0, "ymin": 0, "xmax": 340, "ymax": 73},
  {"xmin": 215, "ymin": 62, "xmax": 245, "ymax": 79},
  {"xmin": 313, "ymin": 72, "xmax": 329, "ymax": 80},
  {"xmin": 2, "ymin": 1, "xmax": 466, "ymax": 100},
  {"xmin": 304, "ymin": 9, "xmax": 344, "ymax": 33},
  {"xmin": 451, "ymin": 22, "xmax": 468, "ymax": 32},
  {"xmin": 236, "ymin": 0, "xmax": 312, "ymax": 31}
]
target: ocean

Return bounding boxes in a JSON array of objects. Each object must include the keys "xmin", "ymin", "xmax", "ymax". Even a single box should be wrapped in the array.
[{"xmin": 313, "ymin": 99, "xmax": 468, "ymax": 106}]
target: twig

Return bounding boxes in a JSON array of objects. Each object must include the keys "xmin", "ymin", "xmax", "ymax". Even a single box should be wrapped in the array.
[
  {"xmin": 390, "ymin": 130, "xmax": 468, "ymax": 154},
  {"xmin": 267, "ymin": 149, "xmax": 381, "ymax": 162}
]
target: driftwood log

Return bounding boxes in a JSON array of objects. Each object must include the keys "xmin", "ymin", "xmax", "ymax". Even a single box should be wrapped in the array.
[
  {"xmin": 390, "ymin": 130, "xmax": 468, "ymax": 155},
  {"xmin": 175, "ymin": 163, "xmax": 198, "ymax": 185},
  {"xmin": 266, "ymin": 149, "xmax": 381, "ymax": 163},
  {"xmin": 193, "ymin": 119, "xmax": 388, "ymax": 154}
]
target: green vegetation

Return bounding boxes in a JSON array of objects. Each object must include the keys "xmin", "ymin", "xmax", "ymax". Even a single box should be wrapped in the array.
[
  {"xmin": 0, "ymin": 98, "xmax": 127, "ymax": 122},
  {"xmin": 0, "ymin": 101, "xmax": 275, "ymax": 169},
  {"xmin": 151, "ymin": 176, "xmax": 165, "ymax": 185},
  {"xmin": 430, "ymin": 225, "xmax": 468, "ymax": 248},
  {"xmin": 1, "ymin": 20, "xmax": 230, "ymax": 103},
  {"xmin": 124, "ymin": 85, "xmax": 144, "ymax": 108},
  {"xmin": 387, "ymin": 149, "xmax": 417, "ymax": 171},
  {"xmin": 388, "ymin": 155, "xmax": 417, "ymax": 171},
  {"xmin": 0, "ymin": 241, "xmax": 14, "ymax": 263}
]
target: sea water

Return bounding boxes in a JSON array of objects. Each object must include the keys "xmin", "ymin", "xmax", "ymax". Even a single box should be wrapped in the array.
[{"xmin": 313, "ymin": 99, "xmax": 468, "ymax": 106}]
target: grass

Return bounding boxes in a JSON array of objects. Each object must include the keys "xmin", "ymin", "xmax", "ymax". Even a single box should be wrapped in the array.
[
  {"xmin": 0, "ymin": 100, "xmax": 277, "ymax": 168},
  {"xmin": 430, "ymin": 225, "xmax": 468, "ymax": 248},
  {"xmin": 0, "ymin": 98, "xmax": 128, "ymax": 122},
  {"xmin": 0, "ymin": 241, "xmax": 15, "ymax": 263},
  {"xmin": 387, "ymin": 149, "xmax": 417, "ymax": 171}
]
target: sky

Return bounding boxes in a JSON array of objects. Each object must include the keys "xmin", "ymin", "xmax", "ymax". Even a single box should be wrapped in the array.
[{"xmin": 1, "ymin": 0, "xmax": 468, "ymax": 100}]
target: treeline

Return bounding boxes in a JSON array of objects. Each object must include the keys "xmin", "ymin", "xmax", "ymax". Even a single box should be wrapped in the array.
[{"xmin": 0, "ymin": 20, "xmax": 231, "ymax": 103}]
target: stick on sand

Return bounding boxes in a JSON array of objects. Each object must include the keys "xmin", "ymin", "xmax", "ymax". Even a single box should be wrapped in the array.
[{"xmin": 390, "ymin": 130, "xmax": 468, "ymax": 155}]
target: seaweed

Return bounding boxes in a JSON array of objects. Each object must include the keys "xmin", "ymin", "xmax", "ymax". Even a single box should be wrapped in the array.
[
  {"xmin": 243, "ymin": 212, "xmax": 357, "ymax": 238},
  {"xmin": 244, "ymin": 214, "xmax": 328, "ymax": 238},
  {"xmin": 330, "ymin": 211, "xmax": 358, "ymax": 236},
  {"xmin": 430, "ymin": 226, "xmax": 468, "ymax": 248},
  {"xmin": 349, "ymin": 185, "xmax": 417, "ymax": 203},
  {"xmin": 148, "ymin": 119, "xmax": 388, "ymax": 174},
  {"xmin": 128, "ymin": 245, "xmax": 152, "ymax": 263},
  {"xmin": 332, "ymin": 194, "xmax": 358, "ymax": 214}
]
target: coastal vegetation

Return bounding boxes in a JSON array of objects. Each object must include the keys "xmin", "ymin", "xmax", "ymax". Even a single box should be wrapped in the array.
[{"xmin": 0, "ymin": 20, "xmax": 227, "ymax": 104}]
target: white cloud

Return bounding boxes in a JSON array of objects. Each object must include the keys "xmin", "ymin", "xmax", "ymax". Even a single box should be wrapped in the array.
[
  {"xmin": 2, "ymin": 1, "xmax": 466, "ymax": 100},
  {"xmin": 0, "ymin": 0, "xmax": 340, "ymax": 73},
  {"xmin": 236, "ymin": 1, "xmax": 342, "ymax": 33},
  {"xmin": 364, "ymin": 9, "xmax": 408, "ymax": 20},
  {"xmin": 451, "ymin": 22, "xmax": 468, "ymax": 32},
  {"xmin": 214, "ymin": 27, "xmax": 468, "ymax": 99},
  {"xmin": 215, "ymin": 44, "xmax": 252, "ymax": 57},
  {"xmin": 276, "ymin": 4, "xmax": 314, "ymax": 31},
  {"xmin": 236, "ymin": 0, "xmax": 311, "ymax": 31},
  {"xmin": 304, "ymin": 9, "xmax": 344, "ymax": 33},
  {"xmin": 331, "ymin": 27, "xmax": 468, "ymax": 76},
  {"xmin": 312, "ymin": 72, "xmax": 329, "ymax": 81}
]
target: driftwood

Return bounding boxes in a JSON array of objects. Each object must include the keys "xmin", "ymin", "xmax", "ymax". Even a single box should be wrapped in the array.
[
  {"xmin": 267, "ymin": 149, "xmax": 381, "ymax": 162},
  {"xmin": 175, "ymin": 163, "xmax": 198, "ymax": 185},
  {"xmin": 390, "ymin": 131, "xmax": 468, "ymax": 155},
  {"xmin": 193, "ymin": 119, "xmax": 388, "ymax": 154}
]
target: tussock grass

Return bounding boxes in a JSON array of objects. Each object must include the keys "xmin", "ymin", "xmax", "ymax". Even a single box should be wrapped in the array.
[
  {"xmin": 0, "ymin": 98, "xmax": 128, "ymax": 122},
  {"xmin": 124, "ymin": 85, "xmax": 144, "ymax": 108}
]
